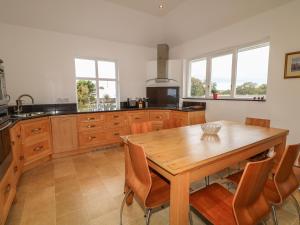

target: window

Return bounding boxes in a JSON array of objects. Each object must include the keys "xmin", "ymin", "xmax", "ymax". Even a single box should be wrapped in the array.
[
  {"xmin": 187, "ymin": 41, "xmax": 270, "ymax": 99},
  {"xmin": 210, "ymin": 54, "xmax": 232, "ymax": 96},
  {"xmin": 235, "ymin": 44, "xmax": 269, "ymax": 97},
  {"xmin": 189, "ymin": 59, "xmax": 207, "ymax": 97},
  {"xmin": 75, "ymin": 58, "xmax": 118, "ymax": 111}
]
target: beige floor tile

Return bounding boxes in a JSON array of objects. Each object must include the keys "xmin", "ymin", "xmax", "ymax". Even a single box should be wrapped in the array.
[{"xmin": 5, "ymin": 147, "xmax": 300, "ymax": 225}]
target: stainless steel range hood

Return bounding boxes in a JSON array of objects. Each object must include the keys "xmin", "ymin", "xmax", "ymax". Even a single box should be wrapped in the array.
[{"xmin": 147, "ymin": 44, "xmax": 177, "ymax": 83}]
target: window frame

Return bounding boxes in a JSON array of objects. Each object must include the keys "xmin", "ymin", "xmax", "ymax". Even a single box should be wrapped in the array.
[
  {"xmin": 186, "ymin": 40, "xmax": 270, "ymax": 100},
  {"xmin": 75, "ymin": 58, "xmax": 119, "ymax": 109}
]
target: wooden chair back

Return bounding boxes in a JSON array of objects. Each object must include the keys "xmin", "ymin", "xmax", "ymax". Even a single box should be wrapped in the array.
[
  {"xmin": 127, "ymin": 140, "xmax": 152, "ymax": 207},
  {"xmin": 233, "ymin": 156, "xmax": 274, "ymax": 225},
  {"xmin": 273, "ymin": 144, "xmax": 300, "ymax": 203},
  {"xmin": 245, "ymin": 117, "xmax": 270, "ymax": 128},
  {"xmin": 131, "ymin": 121, "xmax": 153, "ymax": 134}
]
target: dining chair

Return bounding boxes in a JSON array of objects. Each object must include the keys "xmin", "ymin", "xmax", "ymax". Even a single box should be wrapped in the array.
[
  {"xmin": 124, "ymin": 121, "xmax": 154, "ymax": 203},
  {"xmin": 131, "ymin": 121, "xmax": 153, "ymax": 134},
  {"xmin": 190, "ymin": 156, "xmax": 274, "ymax": 225},
  {"xmin": 226, "ymin": 117, "xmax": 271, "ymax": 180},
  {"xmin": 245, "ymin": 117, "xmax": 271, "ymax": 161},
  {"xmin": 227, "ymin": 144, "xmax": 300, "ymax": 225},
  {"xmin": 120, "ymin": 141, "xmax": 170, "ymax": 225}
]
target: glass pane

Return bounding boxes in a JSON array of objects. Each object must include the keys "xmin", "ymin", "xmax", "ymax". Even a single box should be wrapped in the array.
[
  {"xmin": 190, "ymin": 59, "xmax": 206, "ymax": 97},
  {"xmin": 75, "ymin": 58, "xmax": 96, "ymax": 78},
  {"xmin": 76, "ymin": 80, "xmax": 97, "ymax": 111},
  {"xmin": 236, "ymin": 45, "xmax": 269, "ymax": 97},
  {"xmin": 99, "ymin": 80, "xmax": 117, "ymax": 110},
  {"xmin": 211, "ymin": 54, "xmax": 233, "ymax": 96},
  {"xmin": 98, "ymin": 61, "xmax": 116, "ymax": 79}
]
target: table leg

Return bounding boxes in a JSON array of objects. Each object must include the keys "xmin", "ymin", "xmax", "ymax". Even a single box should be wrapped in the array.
[
  {"xmin": 170, "ymin": 172, "xmax": 190, "ymax": 225},
  {"xmin": 274, "ymin": 136, "xmax": 287, "ymax": 171}
]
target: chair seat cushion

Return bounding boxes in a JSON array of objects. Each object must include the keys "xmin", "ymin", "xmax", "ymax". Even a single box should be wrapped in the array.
[
  {"xmin": 190, "ymin": 183, "xmax": 237, "ymax": 225},
  {"xmin": 145, "ymin": 173, "xmax": 170, "ymax": 208}
]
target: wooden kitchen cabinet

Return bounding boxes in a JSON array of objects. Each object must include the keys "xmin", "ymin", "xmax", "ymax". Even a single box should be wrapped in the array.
[
  {"xmin": 149, "ymin": 110, "xmax": 170, "ymax": 131},
  {"xmin": 171, "ymin": 110, "xmax": 206, "ymax": 126},
  {"xmin": 51, "ymin": 115, "xmax": 78, "ymax": 154},
  {"xmin": 127, "ymin": 111, "xmax": 149, "ymax": 125},
  {"xmin": 9, "ymin": 124, "xmax": 23, "ymax": 185},
  {"xmin": 0, "ymin": 164, "xmax": 16, "ymax": 225},
  {"xmin": 20, "ymin": 117, "xmax": 52, "ymax": 167}
]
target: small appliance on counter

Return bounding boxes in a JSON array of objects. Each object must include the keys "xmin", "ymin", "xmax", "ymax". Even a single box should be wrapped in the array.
[{"xmin": 127, "ymin": 98, "xmax": 138, "ymax": 108}]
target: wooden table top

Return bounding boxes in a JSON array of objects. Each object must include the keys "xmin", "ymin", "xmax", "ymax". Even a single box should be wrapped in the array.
[{"xmin": 124, "ymin": 121, "xmax": 289, "ymax": 175}]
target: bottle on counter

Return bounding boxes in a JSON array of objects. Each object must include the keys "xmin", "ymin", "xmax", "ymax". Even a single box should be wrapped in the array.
[{"xmin": 138, "ymin": 99, "xmax": 143, "ymax": 109}]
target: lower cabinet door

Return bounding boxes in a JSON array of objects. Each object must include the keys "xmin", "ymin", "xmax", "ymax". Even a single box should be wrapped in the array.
[
  {"xmin": 0, "ymin": 165, "xmax": 16, "ymax": 225},
  {"xmin": 51, "ymin": 116, "xmax": 78, "ymax": 153}
]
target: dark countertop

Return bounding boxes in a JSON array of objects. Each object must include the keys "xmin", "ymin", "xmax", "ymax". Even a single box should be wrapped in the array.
[{"xmin": 8, "ymin": 106, "xmax": 205, "ymax": 124}]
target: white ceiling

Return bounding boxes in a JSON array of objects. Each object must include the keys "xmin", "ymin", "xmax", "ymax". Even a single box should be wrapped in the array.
[
  {"xmin": 0, "ymin": 0, "xmax": 294, "ymax": 47},
  {"xmin": 106, "ymin": 0, "xmax": 187, "ymax": 16}
]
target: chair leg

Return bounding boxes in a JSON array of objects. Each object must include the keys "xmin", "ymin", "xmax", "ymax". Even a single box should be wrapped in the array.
[
  {"xmin": 290, "ymin": 194, "xmax": 300, "ymax": 223},
  {"xmin": 120, "ymin": 190, "xmax": 132, "ymax": 225},
  {"xmin": 145, "ymin": 208, "xmax": 152, "ymax": 225},
  {"xmin": 271, "ymin": 205, "xmax": 279, "ymax": 225},
  {"xmin": 189, "ymin": 209, "xmax": 194, "ymax": 225}
]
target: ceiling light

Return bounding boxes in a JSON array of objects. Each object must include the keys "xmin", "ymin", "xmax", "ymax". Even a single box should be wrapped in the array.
[{"xmin": 159, "ymin": 0, "xmax": 164, "ymax": 9}]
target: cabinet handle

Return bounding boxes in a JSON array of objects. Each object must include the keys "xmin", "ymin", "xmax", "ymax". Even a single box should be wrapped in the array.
[
  {"xmin": 88, "ymin": 136, "xmax": 96, "ymax": 141},
  {"xmin": 87, "ymin": 124, "xmax": 96, "ymax": 128},
  {"xmin": 14, "ymin": 166, "xmax": 18, "ymax": 173},
  {"xmin": 11, "ymin": 141, "xmax": 15, "ymax": 146},
  {"xmin": 87, "ymin": 117, "xmax": 95, "ymax": 121},
  {"xmin": 135, "ymin": 117, "xmax": 140, "ymax": 120},
  {"xmin": 156, "ymin": 116, "xmax": 161, "ymax": 119},
  {"xmin": 114, "ymin": 133, "xmax": 120, "ymax": 136},
  {"xmin": 113, "ymin": 115, "xmax": 119, "ymax": 118},
  {"xmin": 17, "ymin": 134, "xmax": 21, "ymax": 138},
  {"xmin": 5, "ymin": 184, "xmax": 11, "ymax": 194},
  {"xmin": 31, "ymin": 128, "xmax": 42, "ymax": 133},
  {"xmin": 20, "ymin": 155, "xmax": 24, "ymax": 160},
  {"xmin": 33, "ymin": 146, "xmax": 44, "ymax": 152},
  {"xmin": 114, "ymin": 122, "xmax": 120, "ymax": 125}
]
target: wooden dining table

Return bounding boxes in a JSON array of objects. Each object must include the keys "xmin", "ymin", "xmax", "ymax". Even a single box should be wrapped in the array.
[{"xmin": 122, "ymin": 120, "xmax": 289, "ymax": 225}]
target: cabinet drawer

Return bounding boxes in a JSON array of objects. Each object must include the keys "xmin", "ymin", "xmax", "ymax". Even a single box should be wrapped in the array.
[
  {"xmin": 0, "ymin": 165, "xmax": 16, "ymax": 224},
  {"xmin": 106, "ymin": 128, "xmax": 130, "ymax": 143},
  {"xmin": 106, "ymin": 120, "xmax": 127, "ymax": 129},
  {"xmin": 21, "ymin": 118, "xmax": 50, "ymax": 142},
  {"xmin": 77, "ymin": 113, "xmax": 105, "ymax": 123},
  {"xmin": 105, "ymin": 112, "xmax": 127, "ymax": 121},
  {"xmin": 151, "ymin": 121, "xmax": 164, "ymax": 131},
  {"xmin": 128, "ymin": 111, "xmax": 149, "ymax": 124},
  {"xmin": 78, "ymin": 131, "xmax": 106, "ymax": 147},
  {"xmin": 23, "ymin": 139, "xmax": 51, "ymax": 162},
  {"xmin": 78, "ymin": 120, "xmax": 105, "ymax": 131},
  {"xmin": 149, "ymin": 111, "xmax": 170, "ymax": 121}
]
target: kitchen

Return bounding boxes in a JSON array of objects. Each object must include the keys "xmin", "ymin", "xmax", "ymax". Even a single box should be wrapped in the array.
[{"xmin": 1, "ymin": 0, "xmax": 300, "ymax": 225}]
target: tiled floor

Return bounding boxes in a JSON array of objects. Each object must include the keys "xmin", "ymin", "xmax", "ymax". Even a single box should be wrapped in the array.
[{"xmin": 5, "ymin": 146, "xmax": 300, "ymax": 225}]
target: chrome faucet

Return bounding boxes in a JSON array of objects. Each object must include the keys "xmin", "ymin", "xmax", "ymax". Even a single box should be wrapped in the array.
[{"xmin": 15, "ymin": 94, "xmax": 34, "ymax": 114}]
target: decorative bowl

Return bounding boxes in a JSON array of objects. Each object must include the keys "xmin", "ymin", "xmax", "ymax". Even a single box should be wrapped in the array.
[{"xmin": 201, "ymin": 123, "xmax": 222, "ymax": 135}]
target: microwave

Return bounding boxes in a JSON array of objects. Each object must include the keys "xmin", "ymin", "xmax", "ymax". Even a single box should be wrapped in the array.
[{"xmin": 0, "ymin": 60, "xmax": 10, "ymax": 106}]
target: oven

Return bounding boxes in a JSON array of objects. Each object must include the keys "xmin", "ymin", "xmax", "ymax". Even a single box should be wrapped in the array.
[
  {"xmin": 0, "ymin": 105, "xmax": 13, "ymax": 180},
  {"xmin": 0, "ymin": 59, "xmax": 10, "ymax": 106}
]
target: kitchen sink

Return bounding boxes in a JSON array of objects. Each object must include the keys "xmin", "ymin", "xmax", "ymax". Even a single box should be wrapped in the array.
[{"xmin": 11, "ymin": 112, "xmax": 48, "ymax": 118}]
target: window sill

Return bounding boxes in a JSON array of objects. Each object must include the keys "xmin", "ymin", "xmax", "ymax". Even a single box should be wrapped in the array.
[{"xmin": 182, "ymin": 97, "xmax": 266, "ymax": 102}]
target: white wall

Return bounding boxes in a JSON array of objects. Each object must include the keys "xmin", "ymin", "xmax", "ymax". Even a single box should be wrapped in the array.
[
  {"xmin": 0, "ymin": 23, "xmax": 155, "ymax": 104},
  {"xmin": 170, "ymin": 0, "xmax": 300, "ymax": 143}
]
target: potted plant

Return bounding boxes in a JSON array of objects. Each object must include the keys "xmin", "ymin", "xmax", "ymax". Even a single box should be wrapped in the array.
[{"xmin": 211, "ymin": 86, "xmax": 218, "ymax": 100}]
